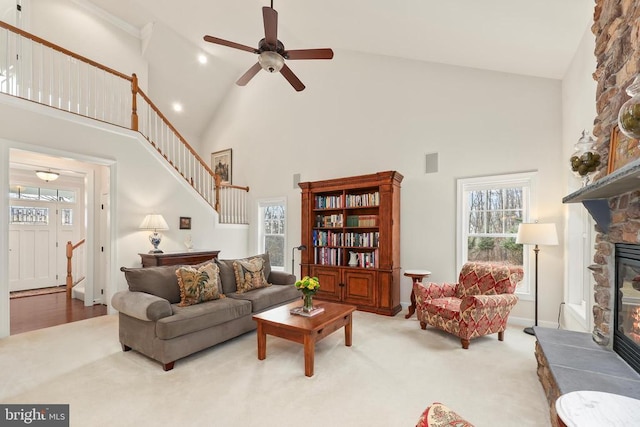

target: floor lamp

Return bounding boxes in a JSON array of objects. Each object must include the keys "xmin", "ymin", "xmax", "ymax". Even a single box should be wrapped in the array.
[
  {"xmin": 516, "ymin": 222, "xmax": 558, "ymax": 336},
  {"xmin": 291, "ymin": 245, "xmax": 307, "ymax": 275}
]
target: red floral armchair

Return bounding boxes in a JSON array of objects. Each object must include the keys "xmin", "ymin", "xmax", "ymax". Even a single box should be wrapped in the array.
[{"xmin": 413, "ymin": 262, "xmax": 523, "ymax": 349}]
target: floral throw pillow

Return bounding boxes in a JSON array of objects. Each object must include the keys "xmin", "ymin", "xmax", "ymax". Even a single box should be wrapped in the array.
[
  {"xmin": 176, "ymin": 262, "xmax": 224, "ymax": 306},
  {"xmin": 233, "ymin": 257, "xmax": 270, "ymax": 294}
]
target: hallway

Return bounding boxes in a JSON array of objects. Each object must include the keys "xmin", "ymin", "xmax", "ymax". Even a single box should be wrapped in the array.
[{"xmin": 10, "ymin": 292, "xmax": 107, "ymax": 335}]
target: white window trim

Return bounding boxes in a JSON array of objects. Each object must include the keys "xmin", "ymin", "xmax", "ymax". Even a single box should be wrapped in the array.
[
  {"xmin": 256, "ymin": 197, "xmax": 287, "ymax": 272},
  {"xmin": 456, "ymin": 171, "xmax": 537, "ymax": 299}
]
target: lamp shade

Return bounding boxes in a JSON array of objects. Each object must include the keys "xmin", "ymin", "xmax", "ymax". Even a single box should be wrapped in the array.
[
  {"xmin": 139, "ymin": 214, "xmax": 169, "ymax": 231},
  {"xmin": 516, "ymin": 223, "xmax": 558, "ymax": 246}
]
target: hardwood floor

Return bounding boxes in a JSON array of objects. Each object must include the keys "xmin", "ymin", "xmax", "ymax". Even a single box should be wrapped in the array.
[{"xmin": 10, "ymin": 292, "xmax": 107, "ymax": 335}]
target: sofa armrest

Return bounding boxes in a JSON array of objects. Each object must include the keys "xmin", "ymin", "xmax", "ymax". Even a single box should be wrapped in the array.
[
  {"xmin": 111, "ymin": 290, "xmax": 172, "ymax": 322},
  {"xmin": 268, "ymin": 270, "xmax": 296, "ymax": 285}
]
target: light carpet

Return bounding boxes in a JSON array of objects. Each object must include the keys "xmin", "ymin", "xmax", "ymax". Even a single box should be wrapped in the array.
[{"xmin": 0, "ymin": 312, "xmax": 550, "ymax": 426}]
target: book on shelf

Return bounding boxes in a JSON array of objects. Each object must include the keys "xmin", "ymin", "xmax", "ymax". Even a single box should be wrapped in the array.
[
  {"xmin": 314, "ymin": 247, "xmax": 342, "ymax": 266},
  {"xmin": 351, "ymin": 249, "xmax": 379, "ymax": 268},
  {"xmin": 315, "ymin": 213, "xmax": 343, "ymax": 228},
  {"xmin": 345, "ymin": 191, "xmax": 380, "ymax": 208},
  {"xmin": 346, "ymin": 214, "xmax": 378, "ymax": 227},
  {"xmin": 315, "ymin": 194, "xmax": 343, "ymax": 209},
  {"xmin": 290, "ymin": 306, "xmax": 325, "ymax": 317}
]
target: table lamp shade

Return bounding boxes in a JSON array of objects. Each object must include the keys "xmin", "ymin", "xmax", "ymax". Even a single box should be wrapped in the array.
[
  {"xmin": 139, "ymin": 214, "xmax": 169, "ymax": 231},
  {"xmin": 516, "ymin": 223, "xmax": 558, "ymax": 246}
]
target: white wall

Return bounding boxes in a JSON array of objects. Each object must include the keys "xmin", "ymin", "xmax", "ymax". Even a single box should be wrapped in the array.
[
  {"xmin": 561, "ymin": 23, "xmax": 598, "ymax": 332},
  {"xmin": 0, "ymin": 95, "xmax": 233, "ymax": 338},
  {"xmin": 200, "ymin": 49, "xmax": 566, "ymax": 325},
  {"xmin": 27, "ymin": 0, "xmax": 149, "ymax": 91}
]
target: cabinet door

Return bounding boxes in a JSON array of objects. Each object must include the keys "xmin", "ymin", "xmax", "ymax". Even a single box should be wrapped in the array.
[
  {"xmin": 343, "ymin": 269, "xmax": 377, "ymax": 307},
  {"xmin": 311, "ymin": 266, "xmax": 342, "ymax": 302}
]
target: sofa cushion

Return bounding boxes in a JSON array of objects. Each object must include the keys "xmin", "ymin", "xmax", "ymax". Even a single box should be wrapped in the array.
[
  {"xmin": 216, "ymin": 253, "xmax": 272, "ymax": 294},
  {"xmin": 233, "ymin": 257, "xmax": 271, "ymax": 294},
  {"xmin": 176, "ymin": 262, "xmax": 224, "ymax": 307},
  {"xmin": 156, "ymin": 297, "xmax": 252, "ymax": 340},
  {"xmin": 121, "ymin": 265, "xmax": 181, "ymax": 304},
  {"xmin": 227, "ymin": 283, "xmax": 300, "ymax": 312}
]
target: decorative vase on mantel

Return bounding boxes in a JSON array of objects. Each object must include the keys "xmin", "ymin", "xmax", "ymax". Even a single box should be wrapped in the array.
[
  {"xmin": 618, "ymin": 74, "xmax": 640, "ymax": 140},
  {"xmin": 569, "ymin": 130, "xmax": 600, "ymax": 187}
]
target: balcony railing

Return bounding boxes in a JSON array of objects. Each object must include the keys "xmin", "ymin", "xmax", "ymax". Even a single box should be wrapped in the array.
[{"xmin": 0, "ymin": 20, "xmax": 248, "ymax": 224}]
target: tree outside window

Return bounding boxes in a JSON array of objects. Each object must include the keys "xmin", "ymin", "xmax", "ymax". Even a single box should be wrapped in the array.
[
  {"xmin": 457, "ymin": 172, "xmax": 535, "ymax": 295},
  {"xmin": 259, "ymin": 200, "xmax": 286, "ymax": 270}
]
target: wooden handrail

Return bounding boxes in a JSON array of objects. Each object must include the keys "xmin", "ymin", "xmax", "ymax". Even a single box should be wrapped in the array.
[
  {"xmin": 1, "ymin": 21, "xmax": 250, "ymax": 223},
  {"xmin": 66, "ymin": 239, "xmax": 85, "ymax": 299},
  {"xmin": 213, "ymin": 174, "xmax": 250, "ymax": 213},
  {"xmin": 136, "ymin": 88, "xmax": 218, "ymax": 178},
  {"xmin": 0, "ymin": 21, "xmax": 132, "ymax": 82}
]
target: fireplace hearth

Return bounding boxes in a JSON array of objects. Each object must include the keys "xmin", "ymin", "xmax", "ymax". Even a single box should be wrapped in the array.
[{"xmin": 615, "ymin": 244, "xmax": 640, "ymax": 374}]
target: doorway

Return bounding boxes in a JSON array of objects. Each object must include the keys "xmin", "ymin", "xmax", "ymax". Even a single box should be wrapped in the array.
[
  {"xmin": 9, "ymin": 184, "xmax": 82, "ymax": 292},
  {"xmin": 7, "ymin": 149, "xmax": 110, "ymax": 334}
]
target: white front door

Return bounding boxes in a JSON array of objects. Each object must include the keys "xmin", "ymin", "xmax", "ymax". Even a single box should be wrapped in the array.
[{"xmin": 8, "ymin": 202, "xmax": 58, "ymax": 291}]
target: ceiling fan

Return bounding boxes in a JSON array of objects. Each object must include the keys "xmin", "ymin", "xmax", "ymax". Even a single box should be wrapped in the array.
[{"xmin": 203, "ymin": 1, "xmax": 333, "ymax": 92}]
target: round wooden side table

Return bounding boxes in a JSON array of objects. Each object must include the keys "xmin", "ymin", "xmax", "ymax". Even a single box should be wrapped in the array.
[
  {"xmin": 556, "ymin": 390, "xmax": 640, "ymax": 427},
  {"xmin": 404, "ymin": 269, "xmax": 431, "ymax": 319}
]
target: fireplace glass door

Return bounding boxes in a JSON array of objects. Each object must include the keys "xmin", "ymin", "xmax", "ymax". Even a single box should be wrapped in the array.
[{"xmin": 615, "ymin": 244, "xmax": 640, "ymax": 374}]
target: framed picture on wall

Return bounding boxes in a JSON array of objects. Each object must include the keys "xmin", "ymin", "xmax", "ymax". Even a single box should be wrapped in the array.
[
  {"xmin": 608, "ymin": 125, "xmax": 640, "ymax": 174},
  {"xmin": 211, "ymin": 149, "xmax": 232, "ymax": 184},
  {"xmin": 179, "ymin": 216, "xmax": 191, "ymax": 230}
]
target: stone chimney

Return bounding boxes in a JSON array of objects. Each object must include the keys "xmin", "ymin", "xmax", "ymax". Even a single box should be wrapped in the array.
[{"xmin": 590, "ymin": 0, "xmax": 640, "ymax": 345}]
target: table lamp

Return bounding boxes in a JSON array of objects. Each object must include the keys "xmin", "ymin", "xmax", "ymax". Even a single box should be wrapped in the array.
[{"xmin": 140, "ymin": 214, "xmax": 170, "ymax": 253}]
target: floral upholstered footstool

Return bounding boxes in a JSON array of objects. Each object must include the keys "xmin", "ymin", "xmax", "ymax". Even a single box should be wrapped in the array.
[{"xmin": 415, "ymin": 402, "xmax": 474, "ymax": 427}]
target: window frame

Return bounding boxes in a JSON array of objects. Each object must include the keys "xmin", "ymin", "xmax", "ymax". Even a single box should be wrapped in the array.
[
  {"xmin": 457, "ymin": 171, "xmax": 537, "ymax": 298},
  {"xmin": 256, "ymin": 197, "xmax": 287, "ymax": 272}
]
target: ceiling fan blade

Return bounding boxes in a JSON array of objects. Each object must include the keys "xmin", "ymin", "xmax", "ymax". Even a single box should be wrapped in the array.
[
  {"xmin": 262, "ymin": 7, "xmax": 278, "ymax": 47},
  {"xmin": 204, "ymin": 35, "xmax": 258, "ymax": 54},
  {"xmin": 236, "ymin": 62, "xmax": 262, "ymax": 86},
  {"xmin": 280, "ymin": 64, "xmax": 305, "ymax": 92},
  {"xmin": 284, "ymin": 48, "xmax": 334, "ymax": 60}
]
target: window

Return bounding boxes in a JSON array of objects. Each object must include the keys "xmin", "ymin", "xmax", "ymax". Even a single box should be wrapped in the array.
[
  {"xmin": 258, "ymin": 199, "xmax": 286, "ymax": 271},
  {"xmin": 9, "ymin": 185, "xmax": 76, "ymax": 202},
  {"xmin": 457, "ymin": 172, "xmax": 535, "ymax": 295}
]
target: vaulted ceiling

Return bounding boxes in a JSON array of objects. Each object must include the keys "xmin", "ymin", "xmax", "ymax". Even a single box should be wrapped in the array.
[{"xmin": 82, "ymin": 0, "xmax": 593, "ymax": 142}]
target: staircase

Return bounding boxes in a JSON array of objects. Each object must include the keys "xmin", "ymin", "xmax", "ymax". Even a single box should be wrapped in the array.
[{"xmin": 0, "ymin": 20, "xmax": 249, "ymax": 224}]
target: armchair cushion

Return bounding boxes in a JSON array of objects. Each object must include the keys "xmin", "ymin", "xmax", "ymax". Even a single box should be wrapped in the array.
[{"xmin": 422, "ymin": 297, "xmax": 460, "ymax": 320}]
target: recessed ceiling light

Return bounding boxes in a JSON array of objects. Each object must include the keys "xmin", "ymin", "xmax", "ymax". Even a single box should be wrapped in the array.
[
  {"xmin": 172, "ymin": 103, "xmax": 183, "ymax": 112},
  {"xmin": 198, "ymin": 54, "xmax": 208, "ymax": 65}
]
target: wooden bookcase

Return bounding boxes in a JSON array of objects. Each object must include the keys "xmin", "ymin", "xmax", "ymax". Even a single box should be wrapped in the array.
[{"xmin": 299, "ymin": 171, "xmax": 402, "ymax": 316}]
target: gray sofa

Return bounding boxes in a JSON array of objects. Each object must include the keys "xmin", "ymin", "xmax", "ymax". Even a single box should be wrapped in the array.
[{"xmin": 111, "ymin": 254, "xmax": 299, "ymax": 371}]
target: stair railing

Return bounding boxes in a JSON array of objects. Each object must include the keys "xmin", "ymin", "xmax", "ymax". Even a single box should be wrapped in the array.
[
  {"xmin": 66, "ymin": 239, "xmax": 85, "ymax": 299},
  {"xmin": 0, "ymin": 20, "xmax": 249, "ymax": 224}
]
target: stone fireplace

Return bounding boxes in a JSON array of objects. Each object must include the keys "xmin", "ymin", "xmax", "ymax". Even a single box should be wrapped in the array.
[
  {"xmin": 585, "ymin": 0, "xmax": 640, "ymax": 350},
  {"xmin": 533, "ymin": 2, "xmax": 640, "ymax": 425}
]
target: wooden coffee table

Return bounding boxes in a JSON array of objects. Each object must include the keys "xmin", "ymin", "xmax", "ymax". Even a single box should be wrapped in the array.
[{"xmin": 252, "ymin": 300, "xmax": 356, "ymax": 377}]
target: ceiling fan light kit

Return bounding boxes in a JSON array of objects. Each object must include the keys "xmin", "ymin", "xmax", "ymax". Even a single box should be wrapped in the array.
[
  {"xmin": 258, "ymin": 51, "xmax": 284, "ymax": 73},
  {"xmin": 203, "ymin": 3, "xmax": 333, "ymax": 91}
]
